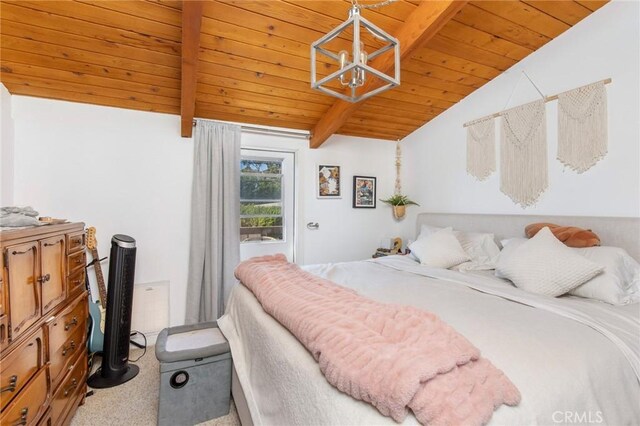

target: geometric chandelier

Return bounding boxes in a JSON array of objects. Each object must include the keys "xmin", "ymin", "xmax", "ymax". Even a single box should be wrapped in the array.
[{"xmin": 310, "ymin": 2, "xmax": 400, "ymax": 103}]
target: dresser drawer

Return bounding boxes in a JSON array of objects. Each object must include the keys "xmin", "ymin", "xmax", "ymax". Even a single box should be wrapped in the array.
[
  {"xmin": 66, "ymin": 251, "xmax": 85, "ymax": 277},
  {"xmin": 47, "ymin": 294, "xmax": 87, "ymax": 391},
  {"xmin": 48, "ymin": 294, "xmax": 87, "ymax": 352},
  {"xmin": 0, "ymin": 366, "xmax": 49, "ymax": 426},
  {"xmin": 67, "ymin": 269, "xmax": 85, "ymax": 299},
  {"xmin": 0, "ymin": 326, "xmax": 45, "ymax": 411},
  {"xmin": 66, "ymin": 232, "xmax": 85, "ymax": 255},
  {"xmin": 50, "ymin": 352, "xmax": 86, "ymax": 426},
  {"xmin": 50, "ymin": 324, "xmax": 85, "ymax": 393}
]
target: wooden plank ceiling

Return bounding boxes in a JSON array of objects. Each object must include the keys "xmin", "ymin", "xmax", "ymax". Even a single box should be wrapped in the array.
[{"xmin": 0, "ymin": 0, "xmax": 607, "ymax": 145}]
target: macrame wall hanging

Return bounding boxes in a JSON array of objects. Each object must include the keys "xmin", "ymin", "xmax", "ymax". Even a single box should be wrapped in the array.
[
  {"xmin": 463, "ymin": 72, "xmax": 611, "ymax": 209},
  {"xmin": 394, "ymin": 140, "xmax": 402, "ymax": 195},
  {"xmin": 500, "ymin": 99, "xmax": 548, "ymax": 208},
  {"xmin": 466, "ymin": 117, "xmax": 495, "ymax": 181},
  {"xmin": 557, "ymin": 80, "xmax": 608, "ymax": 173}
]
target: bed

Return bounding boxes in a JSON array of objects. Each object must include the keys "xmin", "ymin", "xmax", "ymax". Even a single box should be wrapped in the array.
[{"xmin": 218, "ymin": 213, "xmax": 640, "ymax": 425}]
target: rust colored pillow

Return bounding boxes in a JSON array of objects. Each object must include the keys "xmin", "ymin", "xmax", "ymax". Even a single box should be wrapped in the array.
[{"xmin": 525, "ymin": 223, "xmax": 601, "ymax": 248}]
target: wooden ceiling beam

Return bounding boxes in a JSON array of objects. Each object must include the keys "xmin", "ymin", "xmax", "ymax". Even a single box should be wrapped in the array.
[
  {"xmin": 309, "ymin": 0, "xmax": 468, "ymax": 148},
  {"xmin": 180, "ymin": 1, "xmax": 204, "ymax": 137}
]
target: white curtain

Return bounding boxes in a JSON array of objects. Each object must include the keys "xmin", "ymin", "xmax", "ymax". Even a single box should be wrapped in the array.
[{"xmin": 185, "ymin": 121, "xmax": 241, "ymax": 323}]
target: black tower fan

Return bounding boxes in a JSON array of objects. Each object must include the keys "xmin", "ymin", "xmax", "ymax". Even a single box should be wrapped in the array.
[{"xmin": 88, "ymin": 234, "xmax": 139, "ymax": 388}]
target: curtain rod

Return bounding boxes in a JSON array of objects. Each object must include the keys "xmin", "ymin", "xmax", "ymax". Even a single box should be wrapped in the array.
[
  {"xmin": 192, "ymin": 118, "xmax": 310, "ymax": 140},
  {"xmin": 463, "ymin": 78, "xmax": 612, "ymax": 128}
]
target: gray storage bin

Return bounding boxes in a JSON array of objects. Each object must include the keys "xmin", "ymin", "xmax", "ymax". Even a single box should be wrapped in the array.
[{"xmin": 155, "ymin": 321, "xmax": 231, "ymax": 426}]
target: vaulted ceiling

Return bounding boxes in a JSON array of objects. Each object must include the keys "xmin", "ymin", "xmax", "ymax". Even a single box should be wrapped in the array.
[{"xmin": 0, "ymin": 0, "xmax": 607, "ymax": 147}]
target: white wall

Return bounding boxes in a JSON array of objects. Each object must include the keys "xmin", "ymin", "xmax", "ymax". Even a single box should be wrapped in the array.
[
  {"xmin": 11, "ymin": 96, "xmax": 399, "ymax": 324},
  {"xmin": 1, "ymin": 83, "xmax": 15, "ymax": 206},
  {"xmin": 401, "ymin": 0, "xmax": 640, "ymax": 238},
  {"xmin": 12, "ymin": 96, "xmax": 193, "ymax": 325}
]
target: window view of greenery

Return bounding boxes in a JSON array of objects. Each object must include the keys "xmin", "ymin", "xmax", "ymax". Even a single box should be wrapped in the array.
[{"xmin": 240, "ymin": 158, "xmax": 284, "ymax": 242}]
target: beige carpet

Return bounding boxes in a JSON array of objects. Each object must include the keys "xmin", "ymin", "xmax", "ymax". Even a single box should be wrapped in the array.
[{"xmin": 71, "ymin": 347, "xmax": 241, "ymax": 426}]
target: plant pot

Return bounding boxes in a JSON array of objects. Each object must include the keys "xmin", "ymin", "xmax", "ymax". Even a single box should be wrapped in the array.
[{"xmin": 392, "ymin": 205, "xmax": 406, "ymax": 220}]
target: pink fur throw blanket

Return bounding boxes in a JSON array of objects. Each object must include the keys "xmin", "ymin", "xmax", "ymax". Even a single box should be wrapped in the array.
[{"xmin": 235, "ymin": 254, "xmax": 521, "ymax": 425}]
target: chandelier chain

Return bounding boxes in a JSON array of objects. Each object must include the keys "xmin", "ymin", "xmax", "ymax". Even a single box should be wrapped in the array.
[{"xmin": 351, "ymin": 0, "xmax": 398, "ymax": 10}]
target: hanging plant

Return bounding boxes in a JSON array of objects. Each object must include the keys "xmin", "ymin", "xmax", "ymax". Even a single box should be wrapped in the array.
[{"xmin": 380, "ymin": 195, "xmax": 419, "ymax": 220}]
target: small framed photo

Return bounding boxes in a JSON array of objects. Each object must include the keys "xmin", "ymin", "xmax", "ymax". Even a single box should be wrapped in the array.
[
  {"xmin": 352, "ymin": 176, "xmax": 376, "ymax": 208},
  {"xmin": 317, "ymin": 164, "xmax": 342, "ymax": 198}
]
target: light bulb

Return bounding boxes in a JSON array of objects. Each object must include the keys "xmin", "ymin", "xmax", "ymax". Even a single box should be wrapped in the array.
[
  {"xmin": 338, "ymin": 50, "xmax": 349, "ymax": 86},
  {"xmin": 358, "ymin": 49, "xmax": 368, "ymax": 86},
  {"xmin": 359, "ymin": 42, "xmax": 366, "ymax": 63},
  {"xmin": 338, "ymin": 50, "xmax": 348, "ymax": 68}
]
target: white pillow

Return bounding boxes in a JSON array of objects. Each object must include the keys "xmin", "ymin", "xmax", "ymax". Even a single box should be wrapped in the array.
[
  {"xmin": 498, "ymin": 239, "xmax": 640, "ymax": 305},
  {"xmin": 568, "ymin": 247, "xmax": 640, "ymax": 305},
  {"xmin": 409, "ymin": 228, "xmax": 470, "ymax": 269},
  {"xmin": 495, "ymin": 227, "xmax": 604, "ymax": 297},
  {"xmin": 418, "ymin": 225, "xmax": 500, "ymax": 270},
  {"xmin": 494, "ymin": 238, "xmax": 527, "ymax": 279}
]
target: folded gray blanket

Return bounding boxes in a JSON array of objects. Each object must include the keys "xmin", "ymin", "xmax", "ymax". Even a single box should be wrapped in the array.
[{"xmin": 0, "ymin": 206, "xmax": 42, "ymax": 227}]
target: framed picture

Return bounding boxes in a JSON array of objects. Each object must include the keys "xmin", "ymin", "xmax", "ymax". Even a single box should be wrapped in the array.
[
  {"xmin": 352, "ymin": 176, "xmax": 376, "ymax": 208},
  {"xmin": 317, "ymin": 164, "xmax": 341, "ymax": 198}
]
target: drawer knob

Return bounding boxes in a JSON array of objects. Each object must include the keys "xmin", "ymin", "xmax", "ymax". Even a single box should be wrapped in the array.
[
  {"xmin": 37, "ymin": 274, "xmax": 51, "ymax": 284},
  {"xmin": 64, "ymin": 317, "xmax": 78, "ymax": 331},
  {"xmin": 64, "ymin": 378, "xmax": 78, "ymax": 397},
  {"xmin": 75, "ymin": 257, "xmax": 83, "ymax": 265},
  {"xmin": 62, "ymin": 340, "xmax": 76, "ymax": 356},
  {"xmin": 0, "ymin": 375, "xmax": 17, "ymax": 393}
]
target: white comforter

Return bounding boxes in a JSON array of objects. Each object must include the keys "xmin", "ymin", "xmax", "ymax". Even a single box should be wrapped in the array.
[{"xmin": 218, "ymin": 256, "xmax": 640, "ymax": 426}]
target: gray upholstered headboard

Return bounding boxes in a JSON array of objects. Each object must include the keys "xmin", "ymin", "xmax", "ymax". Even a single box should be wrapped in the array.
[{"xmin": 416, "ymin": 213, "xmax": 640, "ymax": 261}]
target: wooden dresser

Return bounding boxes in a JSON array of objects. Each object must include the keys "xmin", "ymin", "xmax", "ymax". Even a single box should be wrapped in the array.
[{"xmin": 1, "ymin": 223, "xmax": 88, "ymax": 426}]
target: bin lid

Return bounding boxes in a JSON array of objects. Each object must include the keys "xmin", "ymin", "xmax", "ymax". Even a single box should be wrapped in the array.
[
  {"xmin": 156, "ymin": 325, "xmax": 230, "ymax": 362},
  {"xmin": 166, "ymin": 328, "xmax": 226, "ymax": 352}
]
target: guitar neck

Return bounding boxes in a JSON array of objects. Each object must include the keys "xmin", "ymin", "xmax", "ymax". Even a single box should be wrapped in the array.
[{"xmin": 90, "ymin": 248, "xmax": 108, "ymax": 304}]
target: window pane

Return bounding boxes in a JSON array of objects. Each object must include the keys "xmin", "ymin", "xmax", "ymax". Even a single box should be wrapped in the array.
[
  {"xmin": 240, "ymin": 217, "xmax": 283, "ymax": 242},
  {"xmin": 240, "ymin": 216, "xmax": 283, "ymax": 228},
  {"xmin": 241, "ymin": 159, "xmax": 282, "ymax": 174},
  {"xmin": 241, "ymin": 202, "xmax": 282, "ymax": 217},
  {"xmin": 240, "ymin": 155, "xmax": 286, "ymax": 245},
  {"xmin": 240, "ymin": 175, "xmax": 282, "ymax": 200}
]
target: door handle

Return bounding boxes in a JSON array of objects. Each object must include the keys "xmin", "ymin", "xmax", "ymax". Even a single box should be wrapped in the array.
[{"xmin": 306, "ymin": 222, "xmax": 319, "ymax": 230}]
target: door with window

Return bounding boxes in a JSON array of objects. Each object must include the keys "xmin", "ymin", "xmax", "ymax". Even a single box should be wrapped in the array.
[{"xmin": 240, "ymin": 149, "xmax": 295, "ymax": 261}]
